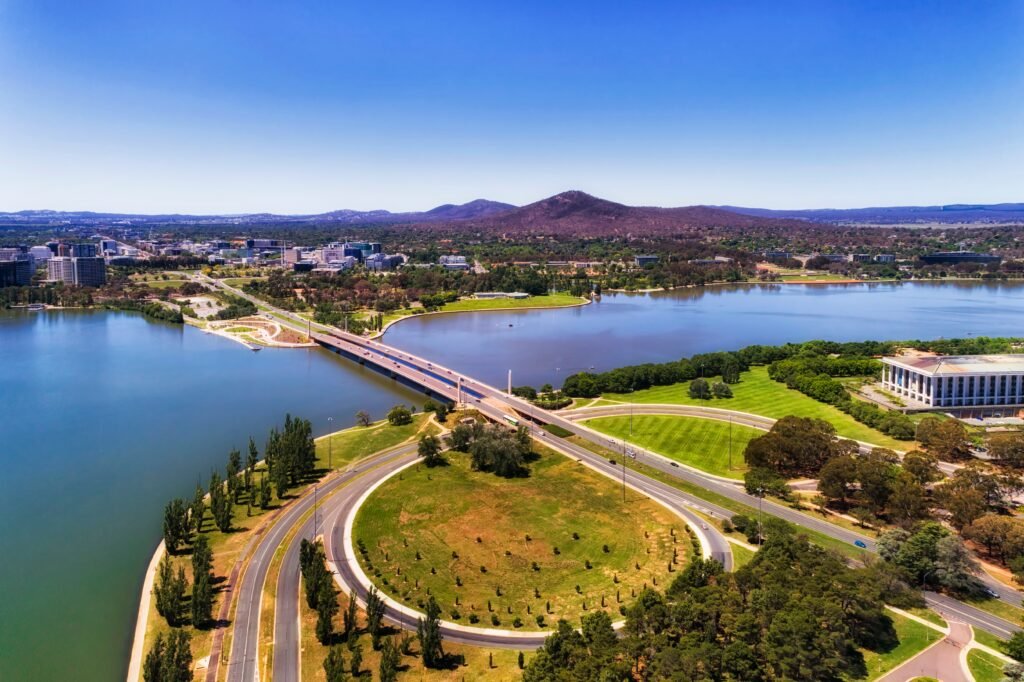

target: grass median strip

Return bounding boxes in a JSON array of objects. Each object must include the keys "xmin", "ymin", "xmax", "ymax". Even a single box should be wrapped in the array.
[
  {"xmin": 604, "ymin": 366, "xmax": 904, "ymax": 449},
  {"xmin": 563, "ymin": 435, "xmax": 865, "ymax": 560}
]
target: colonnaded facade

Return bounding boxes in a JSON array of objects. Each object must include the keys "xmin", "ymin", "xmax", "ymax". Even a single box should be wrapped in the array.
[{"xmin": 881, "ymin": 354, "xmax": 1024, "ymax": 415}]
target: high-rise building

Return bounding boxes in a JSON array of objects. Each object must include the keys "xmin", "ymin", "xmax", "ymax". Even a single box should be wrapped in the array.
[
  {"xmin": 48, "ymin": 257, "xmax": 76, "ymax": 283},
  {"xmin": 72, "ymin": 257, "xmax": 106, "ymax": 287},
  {"xmin": 99, "ymin": 239, "xmax": 118, "ymax": 254},
  {"xmin": 0, "ymin": 259, "xmax": 32, "ymax": 287},
  {"xmin": 69, "ymin": 243, "xmax": 98, "ymax": 258}
]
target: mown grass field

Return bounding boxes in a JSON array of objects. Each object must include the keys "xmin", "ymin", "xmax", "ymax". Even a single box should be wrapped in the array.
[
  {"xmin": 967, "ymin": 648, "xmax": 1007, "ymax": 682},
  {"xmin": 314, "ymin": 414, "xmax": 434, "ymax": 471},
  {"xmin": 440, "ymin": 293, "xmax": 585, "ymax": 312},
  {"xmin": 861, "ymin": 613, "xmax": 943, "ymax": 680},
  {"xmin": 354, "ymin": 446, "xmax": 683, "ymax": 630},
  {"xmin": 562, "ymin": 434, "xmax": 866, "ymax": 560},
  {"xmin": 582, "ymin": 414, "xmax": 758, "ymax": 479},
  {"xmin": 224, "ymin": 276, "xmax": 264, "ymax": 288},
  {"xmin": 142, "ymin": 279, "xmax": 188, "ymax": 289},
  {"xmin": 605, "ymin": 366, "xmax": 905, "ymax": 449}
]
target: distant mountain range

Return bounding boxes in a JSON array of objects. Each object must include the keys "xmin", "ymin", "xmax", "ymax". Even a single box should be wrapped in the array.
[
  {"xmin": 0, "ymin": 199, "xmax": 516, "ymax": 225},
  {"xmin": 720, "ymin": 204, "xmax": 1024, "ymax": 224},
  {"xmin": 417, "ymin": 191, "xmax": 809, "ymax": 236},
  {"xmin": 4, "ymin": 194, "xmax": 1024, "ymax": 232}
]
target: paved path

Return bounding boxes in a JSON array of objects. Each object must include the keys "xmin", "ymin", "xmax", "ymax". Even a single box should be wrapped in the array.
[{"xmin": 877, "ymin": 621, "xmax": 972, "ymax": 682}]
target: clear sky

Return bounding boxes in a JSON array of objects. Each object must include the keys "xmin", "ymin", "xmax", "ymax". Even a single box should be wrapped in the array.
[{"xmin": 2, "ymin": 1, "xmax": 1023, "ymax": 213}]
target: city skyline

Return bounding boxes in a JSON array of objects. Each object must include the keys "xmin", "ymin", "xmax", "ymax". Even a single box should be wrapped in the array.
[{"xmin": 2, "ymin": 1, "xmax": 1023, "ymax": 213}]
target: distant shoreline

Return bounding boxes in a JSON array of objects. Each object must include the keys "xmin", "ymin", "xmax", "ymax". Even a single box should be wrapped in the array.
[{"xmin": 370, "ymin": 295, "xmax": 591, "ymax": 338}]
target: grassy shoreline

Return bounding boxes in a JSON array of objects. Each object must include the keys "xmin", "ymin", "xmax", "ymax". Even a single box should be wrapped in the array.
[
  {"xmin": 371, "ymin": 294, "xmax": 589, "ymax": 338},
  {"xmin": 129, "ymin": 414, "xmax": 435, "ymax": 681}
]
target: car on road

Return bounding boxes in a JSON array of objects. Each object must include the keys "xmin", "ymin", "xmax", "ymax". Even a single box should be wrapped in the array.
[
  {"xmin": 669, "ymin": 462, "xmax": 679, "ymax": 467},
  {"xmin": 983, "ymin": 586, "xmax": 1000, "ymax": 599},
  {"xmin": 853, "ymin": 540, "xmax": 868, "ymax": 549}
]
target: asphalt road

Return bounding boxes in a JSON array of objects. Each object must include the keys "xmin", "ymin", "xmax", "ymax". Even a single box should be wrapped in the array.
[
  {"xmin": 209, "ymin": 278, "xmax": 1022, "ymax": 654},
  {"xmin": 225, "ymin": 445, "xmax": 414, "ymax": 682},
  {"xmin": 333, "ymin": 332, "xmax": 1023, "ymax": 641}
]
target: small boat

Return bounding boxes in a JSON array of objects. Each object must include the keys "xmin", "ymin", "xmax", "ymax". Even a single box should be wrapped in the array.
[
  {"xmin": 27, "ymin": 303, "xmax": 45, "ymax": 311},
  {"xmin": 251, "ymin": 346, "xmax": 262, "ymax": 352}
]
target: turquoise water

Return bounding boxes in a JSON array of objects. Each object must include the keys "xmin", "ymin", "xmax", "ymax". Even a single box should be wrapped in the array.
[
  {"xmin": 383, "ymin": 281, "xmax": 1024, "ymax": 387},
  {"xmin": 0, "ymin": 310, "xmax": 421, "ymax": 681},
  {"xmin": 4, "ymin": 281, "xmax": 1024, "ymax": 679}
]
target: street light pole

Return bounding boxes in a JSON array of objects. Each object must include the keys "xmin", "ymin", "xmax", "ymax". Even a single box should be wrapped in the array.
[{"xmin": 327, "ymin": 416, "xmax": 334, "ymax": 469}]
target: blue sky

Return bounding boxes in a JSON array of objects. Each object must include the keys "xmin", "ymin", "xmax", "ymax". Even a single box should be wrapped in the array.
[{"xmin": 2, "ymin": 1, "xmax": 1022, "ymax": 213}]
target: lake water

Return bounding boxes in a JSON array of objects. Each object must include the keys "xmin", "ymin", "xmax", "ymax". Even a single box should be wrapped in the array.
[
  {"xmin": 3, "ymin": 280, "xmax": 1024, "ymax": 680},
  {"xmin": 0, "ymin": 310, "xmax": 422, "ymax": 681},
  {"xmin": 382, "ymin": 281, "xmax": 1024, "ymax": 387}
]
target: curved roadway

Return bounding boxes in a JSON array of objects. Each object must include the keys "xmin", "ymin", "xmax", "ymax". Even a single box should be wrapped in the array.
[{"xmin": 209, "ymin": 277, "xmax": 1021, "ymax": 682}]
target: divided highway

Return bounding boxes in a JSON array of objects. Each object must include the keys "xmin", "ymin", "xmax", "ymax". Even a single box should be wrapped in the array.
[{"xmin": 206, "ymin": 277, "xmax": 1022, "ymax": 682}]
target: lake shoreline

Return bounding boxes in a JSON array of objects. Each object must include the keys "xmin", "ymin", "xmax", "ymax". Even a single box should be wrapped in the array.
[{"xmin": 370, "ymin": 294, "xmax": 591, "ymax": 339}]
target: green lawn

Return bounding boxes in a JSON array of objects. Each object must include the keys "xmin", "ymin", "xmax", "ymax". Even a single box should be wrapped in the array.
[
  {"xmin": 581, "ymin": 414, "xmax": 758, "ymax": 479},
  {"xmin": 904, "ymin": 607, "xmax": 947, "ymax": 629},
  {"xmin": 354, "ymin": 445, "xmax": 682, "ymax": 630},
  {"xmin": 441, "ymin": 293, "xmax": 585, "ymax": 312},
  {"xmin": 143, "ymin": 279, "xmax": 188, "ymax": 289},
  {"xmin": 729, "ymin": 542, "xmax": 757, "ymax": 568},
  {"xmin": 563, "ymin": 434, "xmax": 865, "ymax": 560},
  {"xmin": 224, "ymin": 277, "xmax": 264, "ymax": 288},
  {"xmin": 967, "ymin": 649, "xmax": 1007, "ymax": 682},
  {"xmin": 861, "ymin": 613, "xmax": 943, "ymax": 680},
  {"xmin": 972, "ymin": 628, "xmax": 1007, "ymax": 654},
  {"xmin": 314, "ymin": 414, "xmax": 432, "ymax": 470},
  {"xmin": 605, "ymin": 366, "xmax": 905, "ymax": 450}
]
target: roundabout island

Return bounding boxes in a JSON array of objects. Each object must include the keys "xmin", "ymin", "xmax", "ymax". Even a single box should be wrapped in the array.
[{"xmin": 350, "ymin": 445, "xmax": 688, "ymax": 632}]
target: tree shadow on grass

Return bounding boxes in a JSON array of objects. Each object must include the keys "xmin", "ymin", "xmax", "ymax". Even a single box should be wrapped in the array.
[{"xmin": 434, "ymin": 652, "xmax": 467, "ymax": 671}]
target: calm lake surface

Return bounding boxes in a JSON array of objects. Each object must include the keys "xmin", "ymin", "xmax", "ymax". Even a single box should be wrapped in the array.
[
  {"xmin": 383, "ymin": 281, "xmax": 1024, "ymax": 387},
  {"xmin": 2, "ymin": 281, "xmax": 1024, "ymax": 680},
  {"xmin": 0, "ymin": 310, "xmax": 422, "ymax": 681}
]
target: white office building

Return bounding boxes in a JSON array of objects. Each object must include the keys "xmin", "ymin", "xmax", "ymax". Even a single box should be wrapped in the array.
[{"xmin": 881, "ymin": 354, "xmax": 1024, "ymax": 412}]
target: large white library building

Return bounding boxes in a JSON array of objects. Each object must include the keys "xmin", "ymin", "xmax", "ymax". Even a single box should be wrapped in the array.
[{"xmin": 881, "ymin": 353, "xmax": 1024, "ymax": 415}]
